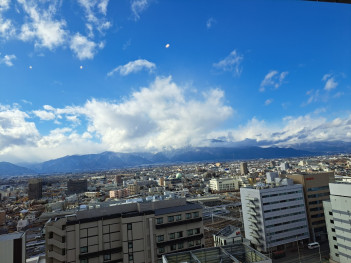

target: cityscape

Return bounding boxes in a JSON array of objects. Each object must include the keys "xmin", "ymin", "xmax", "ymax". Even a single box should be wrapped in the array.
[{"xmin": 0, "ymin": 0, "xmax": 351, "ymax": 263}]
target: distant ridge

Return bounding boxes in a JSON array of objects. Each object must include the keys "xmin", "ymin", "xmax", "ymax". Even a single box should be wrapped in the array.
[{"xmin": 0, "ymin": 146, "xmax": 316, "ymax": 176}]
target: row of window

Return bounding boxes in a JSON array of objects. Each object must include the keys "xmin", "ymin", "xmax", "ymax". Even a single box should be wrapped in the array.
[
  {"xmin": 308, "ymin": 200, "xmax": 324, "ymax": 205},
  {"xmin": 265, "ymin": 211, "xmax": 305, "ymax": 221},
  {"xmin": 270, "ymin": 232, "xmax": 307, "ymax": 244},
  {"xmin": 311, "ymin": 220, "xmax": 325, "ymax": 226},
  {"xmin": 307, "ymin": 192, "xmax": 329, "ymax": 199},
  {"xmin": 307, "ymin": 186, "xmax": 329, "ymax": 192},
  {"xmin": 311, "ymin": 213, "xmax": 324, "ymax": 219},
  {"xmin": 264, "ymin": 204, "xmax": 304, "ymax": 213},
  {"xmin": 157, "ymin": 240, "xmax": 202, "ymax": 254},
  {"xmin": 266, "ymin": 225, "xmax": 306, "ymax": 236},
  {"xmin": 262, "ymin": 190, "xmax": 301, "ymax": 198},
  {"xmin": 263, "ymin": 197, "xmax": 303, "ymax": 206},
  {"xmin": 156, "ymin": 211, "xmax": 200, "ymax": 225},
  {"xmin": 266, "ymin": 218, "xmax": 306, "ymax": 228},
  {"xmin": 157, "ymin": 228, "xmax": 201, "ymax": 242}
]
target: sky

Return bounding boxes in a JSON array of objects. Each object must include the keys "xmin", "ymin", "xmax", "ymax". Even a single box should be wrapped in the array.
[{"xmin": 0, "ymin": 0, "xmax": 351, "ymax": 163}]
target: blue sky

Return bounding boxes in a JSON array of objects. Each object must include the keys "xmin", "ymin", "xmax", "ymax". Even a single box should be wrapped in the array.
[{"xmin": 0, "ymin": 0, "xmax": 350, "ymax": 163}]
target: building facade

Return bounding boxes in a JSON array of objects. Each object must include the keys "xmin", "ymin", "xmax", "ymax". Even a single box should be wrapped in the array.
[
  {"xmin": 28, "ymin": 179, "xmax": 43, "ymax": 200},
  {"xmin": 287, "ymin": 172, "xmax": 334, "ymax": 241},
  {"xmin": 209, "ymin": 178, "xmax": 239, "ymax": 192},
  {"xmin": 323, "ymin": 183, "xmax": 351, "ymax": 263},
  {"xmin": 240, "ymin": 162, "xmax": 248, "ymax": 175},
  {"xmin": 67, "ymin": 179, "xmax": 88, "ymax": 195},
  {"xmin": 0, "ymin": 232, "xmax": 26, "ymax": 263},
  {"xmin": 240, "ymin": 184, "xmax": 309, "ymax": 252},
  {"xmin": 45, "ymin": 198, "xmax": 204, "ymax": 263}
]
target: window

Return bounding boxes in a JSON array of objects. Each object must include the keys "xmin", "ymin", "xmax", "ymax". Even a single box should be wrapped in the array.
[
  {"xmin": 128, "ymin": 242, "xmax": 133, "ymax": 249},
  {"xmin": 332, "ymin": 228, "xmax": 335, "ymax": 232},
  {"xmin": 330, "ymin": 220, "xmax": 334, "ymax": 224},
  {"xmin": 169, "ymin": 233, "xmax": 175, "ymax": 239},
  {"xmin": 178, "ymin": 243, "xmax": 184, "ymax": 249},
  {"xmin": 194, "ymin": 228, "xmax": 200, "ymax": 234},
  {"xmin": 127, "ymin": 223, "xmax": 132, "ymax": 230},
  {"xmin": 333, "ymin": 236, "xmax": 337, "ymax": 241},
  {"xmin": 128, "ymin": 254, "xmax": 133, "ymax": 261},
  {"xmin": 157, "ymin": 235, "xmax": 164, "ymax": 242},
  {"xmin": 49, "ymin": 232, "xmax": 53, "ymax": 239},
  {"xmin": 187, "ymin": 229, "xmax": 193, "ymax": 236},
  {"xmin": 334, "ymin": 245, "xmax": 338, "ymax": 249},
  {"xmin": 186, "ymin": 213, "xmax": 191, "ymax": 219},
  {"xmin": 103, "ymin": 253, "xmax": 111, "ymax": 261},
  {"xmin": 158, "ymin": 247, "xmax": 165, "ymax": 254},
  {"xmin": 80, "ymin": 246, "xmax": 88, "ymax": 253},
  {"xmin": 170, "ymin": 244, "xmax": 177, "ymax": 251},
  {"xmin": 156, "ymin": 217, "xmax": 163, "ymax": 224},
  {"xmin": 176, "ymin": 231, "xmax": 183, "ymax": 238},
  {"xmin": 196, "ymin": 240, "xmax": 201, "ymax": 245},
  {"xmin": 188, "ymin": 241, "xmax": 194, "ymax": 247},
  {"xmin": 193, "ymin": 212, "xmax": 199, "ymax": 218},
  {"xmin": 329, "ymin": 211, "xmax": 333, "ymax": 215},
  {"xmin": 168, "ymin": 216, "xmax": 174, "ymax": 222},
  {"xmin": 176, "ymin": 214, "xmax": 182, "ymax": 221},
  {"xmin": 80, "ymin": 259, "xmax": 88, "ymax": 263}
]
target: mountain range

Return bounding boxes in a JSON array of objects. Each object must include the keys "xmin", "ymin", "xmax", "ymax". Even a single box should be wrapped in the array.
[{"xmin": 0, "ymin": 146, "xmax": 319, "ymax": 176}]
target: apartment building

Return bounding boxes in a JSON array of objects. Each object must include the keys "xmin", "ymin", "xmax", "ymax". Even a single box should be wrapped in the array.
[
  {"xmin": 45, "ymin": 198, "xmax": 204, "ymax": 263},
  {"xmin": 287, "ymin": 172, "xmax": 334, "ymax": 241},
  {"xmin": 0, "ymin": 232, "xmax": 26, "ymax": 263},
  {"xmin": 209, "ymin": 177, "xmax": 240, "ymax": 192},
  {"xmin": 240, "ymin": 183, "xmax": 309, "ymax": 253},
  {"xmin": 323, "ymin": 182, "xmax": 351, "ymax": 263},
  {"xmin": 28, "ymin": 179, "xmax": 42, "ymax": 200}
]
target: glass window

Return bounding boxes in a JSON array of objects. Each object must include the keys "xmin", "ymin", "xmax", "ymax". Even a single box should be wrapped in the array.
[
  {"xmin": 157, "ymin": 235, "xmax": 164, "ymax": 242},
  {"xmin": 186, "ymin": 213, "xmax": 191, "ymax": 219},
  {"xmin": 80, "ymin": 259, "xmax": 88, "ymax": 263},
  {"xmin": 103, "ymin": 253, "xmax": 111, "ymax": 261},
  {"xmin": 176, "ymin": 214, "xmax": 182, "ymax": 221},
  {"xmin": 187, "ymin": 229, "xmax": 193, "ymax": 236},
  {"xmin": 193, "ymin": 212, "xmax": 199, "ymax": 218},
  {"xmin": 127, "ymin": 223, "xmax": 132, "ymax": 230},
  {"xmin": 156, "ymin": 217, "xmax": 163, "ymax": 224},
  {"xmin": 169, "ymin": 233, "xmax": 175, "ymax": 239},
  {"xmin": 158, "ymin": 247, "xmax": 165, "ymax": 254},
  {"xmin": 188, "ymin": 241, "xmax": 194, "ymax": 247},
  {"xmin": 129, "ymin": 254, "xmax": 133, "ymax": 261},
  {"xmin": 168, "ymin": 216, "xmax": 174, "ymax": 222},
  {"xmin": 170, "ymin": 244, "xmax": 177, "ymax": 251},
  {"xmin": 178, "ymin": 242, "xmax": 184, "ymax": 249},
  {"xmin": 196, "ymin": 239, "xmax": 201, "ymax": 245},
  {"xmin": 80, "ymin": 246, "xmax": 88, "ymax": 253},
  {"xmin": 128, "ymin": 242, "xmax": 133, "ymax": 249},
  {"xmin": 194, "ymin": 228, "xmax": 200, "ymax": 234},
  {"xmin": 176, "ymin": 231, "xmax": 183, "ymax": 238}
]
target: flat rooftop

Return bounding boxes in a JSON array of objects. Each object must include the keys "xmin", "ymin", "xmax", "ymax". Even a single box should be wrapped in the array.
[
  {"xmin": 0, "ymin": 232, "xmax": 24, "ymax": 241},
  {"xmin": 163, "ymin": 244, "xmax": 271, "ymax": 263}
]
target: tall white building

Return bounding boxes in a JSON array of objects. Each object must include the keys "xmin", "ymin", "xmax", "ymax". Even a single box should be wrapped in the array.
[
  {"xmin": 240, "ymin": 183, "xmax": 309, "ymax": 252},
  {"xmin": 209, "ymin": 177, "xmax": 239, "ymax": 192},
  {"xmin": 323, "ymin": 182, "xmax": 351, "ymax": 263},
  {"xmin": 0, "ymin": 232, "xmax": 26, "ymax": 263}
]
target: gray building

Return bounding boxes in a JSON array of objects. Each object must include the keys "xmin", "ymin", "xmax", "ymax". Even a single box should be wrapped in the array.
[
  {"xmin": 67, "ymin": 179, "xmax": 88, "ymax": 194},
  {"xmin": 0, "ymin": 232, "xmax": 26, "ymax": 263},
  {"xmin": 240, "ymin": 183, "xmax": 309, "ymax": 252},
  {"xmin": 323, "ymin": 182, "xmax": 351, "ymax": 263},
  {"xmin": 45, "ymin": 198, "xmax": 204, "ymax": 263},
  {"xmin": 28, "ymin": 179, "xmax": 42, "ymax": 200},
  {"xmin": 240, "ymin": 162, "xmax": 249, "ymax": 175}
]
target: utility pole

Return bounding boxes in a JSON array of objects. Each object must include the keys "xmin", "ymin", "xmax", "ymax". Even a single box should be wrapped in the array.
[{"xmin": 296, "ymin": 236, "xmax": 302, "ymax": 263}]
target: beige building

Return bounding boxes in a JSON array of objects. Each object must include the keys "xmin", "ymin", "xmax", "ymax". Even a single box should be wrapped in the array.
[
  {"xmin": 287, "ymin": 172, "xmax": 334, "ymax": 242},
  {"xmin": 209, "ymin": 177, "xmax": 240, "ymax": 192},
  {"xmin": 127, "ymin": 184, "xmax": 140, "ymax": 196},
  {"xmin": 45, "ymin": 198, "xmax": 204, "ymax": 263}
]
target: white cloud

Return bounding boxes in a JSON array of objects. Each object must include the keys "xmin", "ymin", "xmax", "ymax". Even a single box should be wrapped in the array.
[
  {"xmin": 0, "ymin": 54, "xmax": 16, "ymax": 66},
  {"xmin": 131, "ymin": 0, "xmax": 149, "ymax": 21},
  {"xmin": 213, "ymin": 49, "xmax": 243, "ymax": 77},
  {"xmin": 206, "ymin": 17, "xmax": 216, "ymax": 29},
  {"xmin": 18, "ymin": 0, "xmax": 68, "ymax": 50},
  {"xmin": 260, "ymin": 70, "xmax": 288, "ymax": 92},
  {"xmin": 0, "ymin": 0, "xmax": 15, "ymax": 38},
  {"xmin": 322, "ymin": 73, "xmax": 338, "ymax": 91},
  {"xmin": 33, "ymin": 110, "xmax": 56, "ymax": 121},
  {"xmin": 70, "ymin": 33, "xmax": 98, "ymax": 60},
  {"xmin": 265, "ymin": 98, "xmax": 273, "ymax": 106},
  {"xmin": 108, "ymin": 59, "xmax": 156, "ymax": 76}
]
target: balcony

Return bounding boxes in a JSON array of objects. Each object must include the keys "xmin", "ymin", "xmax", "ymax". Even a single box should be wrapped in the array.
[
  {"xmin": 247, "ymin": 210, "xmax": 259, "ymax": 216},
  {"xmin": 47, "ymin": 225, "xmax": 66, "ymax": 236},
  {"xmin": 156, "ymin": 234, "xmax": 203, "ymax": 248},
  {"xmin": 47, "ymin": 250, "xmax": 66, "ymax": 262},
  {"xmin": 47, "ymin": 238, "xmax": 65, "ymax": 249}
]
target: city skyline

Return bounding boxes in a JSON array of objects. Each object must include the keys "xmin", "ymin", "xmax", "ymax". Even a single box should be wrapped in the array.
[{"xmin": 0, "ymin": 0, "xmax": 350, "ymax": 163}]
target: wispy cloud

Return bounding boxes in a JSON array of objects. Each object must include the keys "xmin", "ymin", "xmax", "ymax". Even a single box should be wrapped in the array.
[
  {"xmin": 131, "ymin": 0, "xmax": 149, "ymax": 21},
  {"xmin": 107, "ymin": 59, "xmax": 156, "ymax": 76},
  {"xmin": 70, "ymin": 33, "xmax": 100, "ymax": 60},
  {"xmin": 265, "ymin": 98, "xmax": 273, "ymax": 106},
  {"xmin": 213, "ymin": 49, "xmax": 243, "ymax": 77},
  {"xmin": 0, "ymin": 54, "xmax": 16, "ymax": 66},
  {"xmin": 206, "ymin": 17, "xmax": 216, "ymax": 29},
  {"xmin": 260, "ymin": 70, "xmax": 288, "ymax": 92},
  {"xmin": 322, "ymin": 73, "xmax": 338, "ymax": 91}
]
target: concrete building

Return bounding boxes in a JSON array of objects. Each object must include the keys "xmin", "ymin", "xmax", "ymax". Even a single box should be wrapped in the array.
[
  {"xmin": 0, "ymin": 232, "xmax": 26, "ymax": 263},
  {"xmin": 45, "ymin": 198, "xmax": 204, "ymax": 263},
  {"xmin": 162, "ymin": 244, "xmax": 272, "ymax": 263},
  {"xmin": 67, "ymin": 179, "xmax": 88, "ymax": 195},
  {"xmin": 0, "ymin": 210, "xmax": 5, "ymax": 225},
  {"xmin": 240, "ymin": 162, "xmax": 249, "ymax": 175},
  {"xmin": 287, "ymin": 172, "xmax": 334, "ymax": 241},
  {"xmin": 209, "ymin": 177, "xmax": 239, "ymax": 192},
  {"xmin": 127, "ymin": 183, "xmax": 140, "ymax": 195},
  {"xmin": 280, "ymin": 162, "xmax": 289, "ymax": 171},
  {"xmin": 240, "ymin": 183, "xmax": 309, "ymax": 253},
  {"xmin": 28, "ymin": 179, "xmax": 42, "ymax": 200},
  {"xmin": 323, "ymin": 182, "xmax": 351, "ymax": 263},
  {"xmin": 109, "ymin": 189, "xmax": 129, "ymax": 199},
  {"xmin": 213, "ymin": 225, "xmax": 244, "ymax": 247}
]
